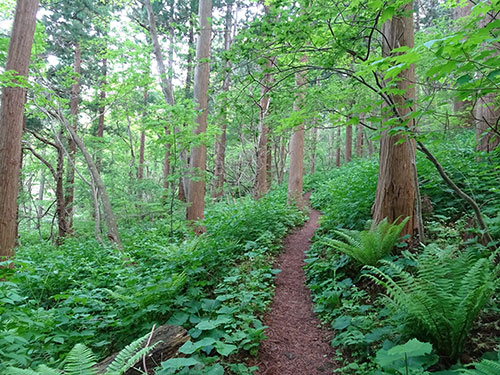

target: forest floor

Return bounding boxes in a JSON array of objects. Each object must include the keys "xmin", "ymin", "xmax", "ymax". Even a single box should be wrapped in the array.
[{"xmin": 252, "ymin": 194, "xmax": 337, "ymax": 375}]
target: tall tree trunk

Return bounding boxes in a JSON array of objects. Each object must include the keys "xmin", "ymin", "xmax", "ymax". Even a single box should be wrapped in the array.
[
  {"xmin": 356, "ymin": 123, "xmax": 363, "ymax": 158},
  {"xmin": 64, "ymin": 43, "xmax": 81, "ymax": 234},
  {"xmin": 138, "ymin": 89, "xmax": 148, "ymax": 182},
  {"xmin": 254, "ymin": 4, "xmax": 275, "ymax": 199},
  {"xmin": 310, "ymin": 125, "xmax": 318, "ymax": 174},
  {"xmin": 186, "ymin": 0, "xmax": 213, "ymax": 233},
  {"xmin": 345, "ymin": 124, "xmax": 353, "ymax": 162},
  {"xmin": 96, "ymin": 57, "xmax": 107, "ymax": 171},
  {"xmin": 287, "ymin": 54, "xmax": 307, "ymax": 210},
  {"xmin": 335, "ymin": 126, "xmax": 341, "ymax": 167},
  {"xmin": 328, "ymin": 128, "xmax": 335, "ymax": 167},
  {"xmin": 213, "ymin": 1, "xmax": 233, "ymax": 198},
  {"xmin": 372, "ymin": 2, "xmax": 417, "ymax": 237},
  {"xmin": 36, "ymin": 170, "xmax": 45, "ymax": 231},
  {"xmin": 144, "ymin": 0, "xmax": 175, "ymax": 191},
  {"xmin": 476, "ymin": 93, "xmax": 500, "ymax": 152},
  {"xmin": 0, "ymin": 0, "xmax": 39, "ymax": 259}
]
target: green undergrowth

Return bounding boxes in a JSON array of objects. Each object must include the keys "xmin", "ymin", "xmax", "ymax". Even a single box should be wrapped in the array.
[
  {"xmin": 306, "ymin": 131, "xmax": 500, "ymax": 374},
  {"xmin": 0, "ymin": 189, "xmax": 306, "ymax": 374}
]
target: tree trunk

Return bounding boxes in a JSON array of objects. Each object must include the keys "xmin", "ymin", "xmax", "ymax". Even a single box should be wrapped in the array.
[
  {"xmin": 254, "ymin": 4, "xmax": 275, "ymax": 199},
  {"xmin": 186, "ymin": 0, "xmax": 213, "ymax": 233},
  {"xmin": 138, "ymin": 90, "xmax": 148, "ymax": 182},
  {"xmin": 64, "ymin": 42, "xmax": 81, "ymax": 234},
  {"xmin": 96, "ymin": 57, "xmax": 107, "ymax": 171},
  {"xmin": 310, "ymin": 125, "xmax": 318, "ymax": 174},
  {"xmin": 372, "ymin": 2, "xmax": 417, "ymax": 237},
  {"xmin": 328, "ymin": 128, "xmax": 335, "ymax": 167},
  {"xmin": 356, "ymin": 123, "xmax": 363, "ymax": 158},
  {"xmin": 345, "ymin": 124, "xmax": 353, "ymax": 162},
  {"xmin": 213, "ymin": 1, "xmax": 233, "ymax": 199},
  {"xmin": 476, "ymin": 93, "xmax": 500, "ymax": 153},
  {"xmin": 60, "ymin": 112, "xmax": 122, "ymax": 249},
  {"xmin": 287, "ymin": 54, "xmax": 307, "ymax": 210},
  {"xmin": 36, "ymin": 169, "xmax": 45, "ymax": 231},
  {"xmin": 0, "ymin": 0, "xmax": 39, "ymax": 259},
  {"xmin": 335, "ymin": 126, "xmax": 341, "ymax": 167}
]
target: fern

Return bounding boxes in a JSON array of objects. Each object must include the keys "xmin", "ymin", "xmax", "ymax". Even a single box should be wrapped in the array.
[
  {"xmin": 7, "ymin": 332, "xmax": 155, "ymax": 375},
  {"xmin": 366, "ymin": 244, "xmax": 496, "ymax": 363},
  {"xmin": 322, "ymin": 217, "xmax": 409, "ymax": 266},
  {"xmin": 464, "ymin": 359, "xmax": 500, "ymax": 374}
]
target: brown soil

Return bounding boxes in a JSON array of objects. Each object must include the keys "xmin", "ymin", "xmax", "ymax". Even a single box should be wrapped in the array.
[{"xmin": 253, "ymin": 197, "xmax": 337, "ymax": 375}]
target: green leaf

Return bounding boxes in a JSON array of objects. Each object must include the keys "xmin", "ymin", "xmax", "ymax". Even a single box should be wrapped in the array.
[
  {"xmin": 214, "ymin": 341, "xmax": 237, "ymax": 356},
  {"xmin": 332, "ymin": 316, "xmax": 352, "ymax": 330},
  {"xmin": 160, "ymin": 357, "xmax": 201, "ymax": 369}
]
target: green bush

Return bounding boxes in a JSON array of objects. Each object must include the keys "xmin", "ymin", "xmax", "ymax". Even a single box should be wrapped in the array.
[
  {"xmin": 322, "ymin": 217, "xmax": 409, "ymax": 266},
  {"xmin": 366, "ymin": 245, "xmax": 497, "ymax": 363}
]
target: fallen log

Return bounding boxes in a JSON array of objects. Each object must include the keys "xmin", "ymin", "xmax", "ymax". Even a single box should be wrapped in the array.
[{"xmin": 96, "ymin": 324, "xmax": 189, "ymax": 374}]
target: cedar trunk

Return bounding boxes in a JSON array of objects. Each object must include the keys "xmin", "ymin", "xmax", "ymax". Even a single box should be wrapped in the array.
[
  {"xmin": 186, "ymin": 0, "xmax": 213, "ymax": 232},
  {"xmin": 287, "ymin": 55, "xmax": 307, "ymax": 209},
  {"xmin": 372, "ymin": 2, "xmax": 417, "ymax": 237},
  {"xmin": 0, "ymin": 0, "xmax": 39, "ymax": 259}
]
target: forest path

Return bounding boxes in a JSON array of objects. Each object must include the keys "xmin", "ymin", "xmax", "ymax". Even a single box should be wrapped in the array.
[{"xmin": 253, "ymin": 194, "xmax": 337, "ymax": 375}]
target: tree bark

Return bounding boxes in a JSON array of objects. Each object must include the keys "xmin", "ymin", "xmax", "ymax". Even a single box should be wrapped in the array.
[
  {"xmin": 372, "ymin": 2, "xmax": 417, "ymax": 237},
  {"xmin": 345, "ymin": 124, "xmax": 353, "ymax": 162},
  {"xmin": 186, "ymin": 0, "xmax": 213, "ymax": 233},
  {"xmin": 310, "ymin": 125, "xmax": 318, "ymax": 174},
  {"xmin": 254, "ymin": 4, "xmax": 275, "ymax": 199},
  {"xmin": 476, "ymin": 92, "xmax": 500, "ymax": 152},
  {"xmin": 335, "ymin": 126, "xmax": 341, "ymax": 167},
  {"xmin": 96, "ymin": 57, "xmax": 107, "ymax": 171},
  {"xmin": 64, "ymin": 42, "xmax": 81, "ymax": 234},
  {"xmin": 287, "ymin": 54, "xmax": 307, "ymax": 210},
  {"xmin": 0, "ymin": 0, "xmax": 39, "ymax": 259},
  {"xmin": 213, "ymin": 1, "xmax": 233, "ymax": 199},
  {"xmin": 356, "ymin": 123, "xmax": 363, "ymax": 158}
]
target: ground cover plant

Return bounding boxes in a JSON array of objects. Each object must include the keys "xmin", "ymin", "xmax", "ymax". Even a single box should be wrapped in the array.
[
  {"xmin": 1, "ymin": 190, "xmax": 305, "ymax": 374},
  {"xmin": 306, "ymin": 130, "xmax": 500, "ymax": 374}
]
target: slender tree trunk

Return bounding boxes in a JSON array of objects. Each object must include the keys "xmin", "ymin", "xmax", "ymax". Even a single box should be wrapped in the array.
[
  {"xmin": 60, "ymin": 113, "xmax": 122, "ymax": 248},
  {"xmin": 36, "ymin": 170, "xmax": 45, "ymax": 231},
  {"xmin": 287, "ymin": 54, "xmax": 307, "ymax": 209},
  {"xmin": 254, "ymin": 4, "xmax": 275, "ymax": 199},
  {"xmin": 310, "ymin": 125, "xmax": 318, "ymax": 174},
  {"xmin": 96, "ymin": 57, "xmax": 107, "ymax": 171},
  {"xmin": 372, "ymin": 2, "xmax": 417, "ymax": 237},
  {"xmin": 345, "ymin": 124, "xmax": 353, "ymax": 162},
  {"xmin": 64, "ymin": 42, "xmax": 81, "ymax": 234},
  {"xmin": 356, "ymin": 123, "xmax": 363, "ymax": 158},
  {"xmin": 0, "ymin": 0, "xmax": 39, "ymax": 259},
  {"xmin": 335, "ymin": 127, "xmax": 341, "ymax": 167},
  {"xmin": 213, "ymin": 1, "xmax": 233, "ymax": 198},
  {"xmin": 138, "ymin": 89, "xmax": 148, "ymax": 182},
  {"xmin": 328, "ymin": 128, "xmax": 335, "ymax": 167},
  {"xmin": 186, "ymin": 0, "xmax": 213, "ymax": 233}
]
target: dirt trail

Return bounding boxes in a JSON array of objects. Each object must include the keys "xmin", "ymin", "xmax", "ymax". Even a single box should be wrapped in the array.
[{"xmin": 254, "ymin": 196, "xmax": 337, "ymax": 375}]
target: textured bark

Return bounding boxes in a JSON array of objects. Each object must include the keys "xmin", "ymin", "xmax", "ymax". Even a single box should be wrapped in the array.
[
  {"xmin": 287, "ymin": 55, "xmax": 307, "ymax": 210},
  {"xmin": 213, "ymin": 1, "xmax": 233, "ymax": 199},
  {"xmin": 476, "ymin": 93, "xmax": 500, "ymax": 152},
  {"xmin": 64, "ymin": 43, "xmax": 81, "ymax": 234},
  {"xmin": 0, "ymin": 0, "xmax": 39, "ymax": 259},
  {"xmin": 186, "ymin": 0, "xmax": 212, "ymax": 232},
  {"xmin": 254, "ymin": 4, "xmax": 275, "ymax": 199},
  {"xmin": 373, "ymin": 2, "xmax": 417, "ymax": 237},
  {"xmin": 345, "ymin": 124, "xmax": 353, "ymax": 162},
  {"xmin": 356, "ymin": 123, "xmax": 363, "ymax": 158}
]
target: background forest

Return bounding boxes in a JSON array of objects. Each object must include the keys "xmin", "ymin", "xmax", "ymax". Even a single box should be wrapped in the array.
[{"xmin": 0, "ymin": 0, "xmax": 499, "ymax": 374}]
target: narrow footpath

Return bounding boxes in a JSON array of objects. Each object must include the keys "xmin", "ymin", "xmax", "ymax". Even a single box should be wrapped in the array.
[{"xmin": 254, "ymin": 196, "xmax": 337, "ymax": 375}]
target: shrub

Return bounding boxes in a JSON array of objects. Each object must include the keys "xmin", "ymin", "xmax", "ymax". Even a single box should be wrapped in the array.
[
  {"xmin": 366, "ymin": 245, "xmax": 497, "ymax": 363},
  {"xmin": 322, "ymin": 217, "xmax": 409, "ymax": 266}
]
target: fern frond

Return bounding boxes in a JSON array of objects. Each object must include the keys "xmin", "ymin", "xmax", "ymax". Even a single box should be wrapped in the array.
[
  {"xmin": 105, "ymin": 332, "xmax": 156, "ymax": 375},
  {"xmin": 465, "ymin": 359, "xmax": 500, "ymax": 375},
  {"xmin": 63, "ymin": 344, "xmax": 98, "ymax": 375}
]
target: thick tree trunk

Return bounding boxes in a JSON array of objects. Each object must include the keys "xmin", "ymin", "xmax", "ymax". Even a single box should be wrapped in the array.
[
  {"xmin": 476, "ymin": 93, "xmax": 500, "ymax": 152},
  {"xmin": 0, "ymin": 0, "xmax": 39, "ymax": 259},
  {"xmin": 372, "ymin": 2, "xmax": 417, "ymax": 237},
  {"xmin": 345, "ymin": 124, "xmax": 353, "ymax": 162},
  {"xmin": 186, "ymin": 0, "xmax": 213, "ymax": 233},
  {"xmin": 287, "ymin": 54, "xmax": 307, "ymax": 210},
  {"xmin": 64, "ymin": 43, "xmax": 81, "ymax": 234},
  {"xmin": 213, "ymin": 1, "xmax": 233, "ymax": 199}
]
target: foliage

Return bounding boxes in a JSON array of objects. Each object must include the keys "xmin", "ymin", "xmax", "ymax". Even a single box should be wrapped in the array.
[
  {"xmin": 375, "ymin": 339, "xmax": 437, "ymax": 375},
  {"xmin": 322, "ymin": 217, "xmax": 409, "ymax": 266},
  {"xmin": 7, "ymin": 332, "xmax": 154, "ymax": 375},
  {"xmin": 366, "ymin": 245, "xmax": 497, "ymax": 363}
]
